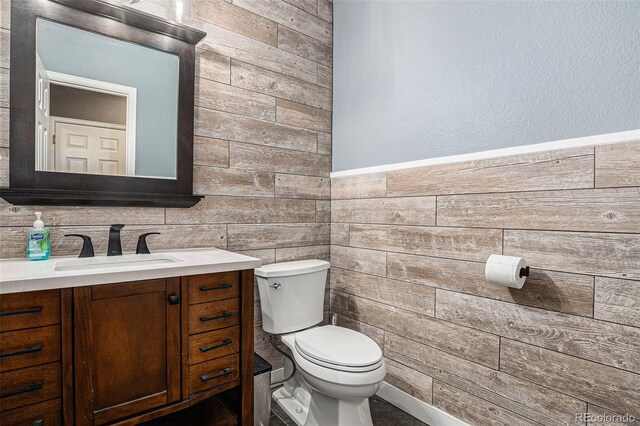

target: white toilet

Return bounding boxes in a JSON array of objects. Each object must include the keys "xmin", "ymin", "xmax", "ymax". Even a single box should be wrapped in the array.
[{"xmin": 255, "ymin": 260, "xmax": 386, "ymax": 426}]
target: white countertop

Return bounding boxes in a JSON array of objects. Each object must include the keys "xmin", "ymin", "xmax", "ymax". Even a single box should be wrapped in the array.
[{"xmin": 0, "ymin": 248, "xmax": 262, "ymax": 294}]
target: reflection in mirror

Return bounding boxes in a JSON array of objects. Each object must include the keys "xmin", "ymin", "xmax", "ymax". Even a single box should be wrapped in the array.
[{"xmin": 35, "ymin": 18, "xmax": 179, "ymax": 179}]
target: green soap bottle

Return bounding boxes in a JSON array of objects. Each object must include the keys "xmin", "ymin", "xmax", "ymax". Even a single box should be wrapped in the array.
[{"xmin": 27, "ymin": 211, "xmax": 50, "ymax": 261}]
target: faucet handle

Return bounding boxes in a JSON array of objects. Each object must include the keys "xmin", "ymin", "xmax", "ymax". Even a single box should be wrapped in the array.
[
  {"xmin": 64, "ymin": 234, "xmax": 95, "ymax": 258},
  {"xmin": 136, "ymin": 232, "xmax": 161, "ymax": 254}
]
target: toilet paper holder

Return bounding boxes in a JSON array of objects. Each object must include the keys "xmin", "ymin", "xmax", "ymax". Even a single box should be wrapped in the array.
[{"xmin": 519, "ymin": 266, "xmax": 530, "ymax": 278}]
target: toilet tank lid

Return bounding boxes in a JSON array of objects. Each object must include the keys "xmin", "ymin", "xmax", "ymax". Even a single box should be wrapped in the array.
[{"xmin": 255, "ymin": 260, "xmax": 330, "ymax": 278}]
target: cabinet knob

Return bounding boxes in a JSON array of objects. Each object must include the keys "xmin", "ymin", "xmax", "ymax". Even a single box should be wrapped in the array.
[{"xmin": 168, "ymin": 295, "xmax": 181, "ymax": 305}]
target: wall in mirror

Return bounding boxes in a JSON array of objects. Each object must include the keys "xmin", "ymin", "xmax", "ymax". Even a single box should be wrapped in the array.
[{"xmin": 35, "ymin": 18, "xmax": 179, "ymax": 179}]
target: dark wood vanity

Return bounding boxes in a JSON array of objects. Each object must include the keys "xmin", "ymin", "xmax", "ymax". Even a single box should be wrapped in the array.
[{"xmin": 0, "ymin": 270, "xmax": 255, "ymax": 425}]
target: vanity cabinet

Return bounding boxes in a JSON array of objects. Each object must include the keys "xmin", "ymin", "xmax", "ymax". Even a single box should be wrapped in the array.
[{"xmin": 0, "ymin": 269, "xmax": 254, "ymax": 426}]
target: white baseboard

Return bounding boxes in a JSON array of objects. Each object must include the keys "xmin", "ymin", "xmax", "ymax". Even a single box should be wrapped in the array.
[
  {"xmin": 376, "ymin": 382, "xmax": 469, "ymax": 426},
  {"xmin": 270, "ymin": 367, "xmax": 285, "ymax": 384},
  {"xmin": 330, "ymin": 129, "xmax": 640, "ymax": 177},
  {"xmin": 269, "ymin": 370, "xmax": 468, "ymax": 426}
]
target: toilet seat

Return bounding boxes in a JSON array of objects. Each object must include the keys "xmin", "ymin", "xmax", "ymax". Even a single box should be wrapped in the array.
[{"xmin": 294, "ymin": 326, "xmax": 383, "ymax": 373}]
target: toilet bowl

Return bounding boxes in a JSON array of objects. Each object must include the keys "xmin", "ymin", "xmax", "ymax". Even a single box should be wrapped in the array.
[{"xmin": 255, "ymin": 260, "xmax": 386, "ymax": 426}]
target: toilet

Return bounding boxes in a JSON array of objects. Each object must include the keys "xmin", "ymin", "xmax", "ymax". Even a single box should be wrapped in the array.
[{"xmin": 255, "ymin": 260, "xmax": 386, "ymax": 426}]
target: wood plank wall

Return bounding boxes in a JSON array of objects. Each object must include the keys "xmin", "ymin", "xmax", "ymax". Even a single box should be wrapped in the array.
[
  {"xmin": 330, "ymin": 141, "xmax": 640, "ymax": 426},
  {"xmin": 0, "ymin": 0, "xmax": 333, "ymax": 368}
]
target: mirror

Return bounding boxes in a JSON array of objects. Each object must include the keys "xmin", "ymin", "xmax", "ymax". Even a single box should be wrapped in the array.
[
  {"xmin": 2, "ymin": 0, "xmax": 206, "ymax": 207},
  {"xmin": 35, "ymin": 18, "xmax": 179, "ymax": 179}
]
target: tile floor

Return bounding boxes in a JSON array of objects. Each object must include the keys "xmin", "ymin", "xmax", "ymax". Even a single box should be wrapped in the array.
[{"xmin": 270, "ymin": 395, "xmax": 428, "ymax": 426}]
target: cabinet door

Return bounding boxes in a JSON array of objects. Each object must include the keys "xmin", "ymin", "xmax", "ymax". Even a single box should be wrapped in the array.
[{"xmin": 74, "ymin": 278, "xmax": 181, "ymax": 425}]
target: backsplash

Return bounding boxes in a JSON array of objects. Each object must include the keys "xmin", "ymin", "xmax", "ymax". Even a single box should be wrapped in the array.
[
  {"xmin": 0, "ymin": 0, "xmax": 333, "ymax": 368},
  {"xmin": 330, "ymin": 140, "xmax": 640, "ymax": 425}
]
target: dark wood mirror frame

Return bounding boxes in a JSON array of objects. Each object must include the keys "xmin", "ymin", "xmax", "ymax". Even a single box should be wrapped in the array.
[{"xmin": 0, "ymin": 0, "xmax": 206, "ymax": 207}]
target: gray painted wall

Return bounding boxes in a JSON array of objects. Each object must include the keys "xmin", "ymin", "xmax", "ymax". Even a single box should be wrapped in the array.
[
  {"xmin": 333, "ymin": 0, "xmax": 640, "ymax": 171},
  {"xmin": 37, "ymin": 19, "xmax": 179, "ymax": 178}
]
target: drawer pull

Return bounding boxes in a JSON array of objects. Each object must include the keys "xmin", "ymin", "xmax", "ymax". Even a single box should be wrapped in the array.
[
  {"xmin": 200, "ymin": 367, "xmax": 233, "ymax": 382},
  {"xmin": 0, "ymin": 380, "xmax": 43, "ymax": 399},
  {"xmin": 32, "ymin": 420, "xmax": 44, "ymax": 426},
  {"xmin": 199, "ymin": 283, "xmax": 233, "ymax": 292},
  {"xmin": 0, "ymin": 344, "xmax": 44, "ymax": 359},
  {"xmin": 199, "ymin": 312, "xmax": 233, "ymax": 322},
  {"xmin": 0, "ymin": 307, "xmax": 43, "ymax": 317},
  {"xmin": 200, "ymin": 339, "xmax": 232, "ymax": 353}
]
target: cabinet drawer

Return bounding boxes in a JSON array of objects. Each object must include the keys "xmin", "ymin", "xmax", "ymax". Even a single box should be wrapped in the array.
[
  {"xmin": 189, "ymin": 326, "xmax": 240, "ymax": 366},
  {"xmin": 188, "ymin": 272, "xmax": 240, "ymax": 305},
  {"xmin": 0, "ymin": 291, "xmax": 60, "ymax": 333},
  {"xmin": 0, "ymin": 363, "xmax": 61, "ymax": 412},
  {"xmin": 0, "ymin": 326, "xmax": 61, "ymax": 372},
  {"xmin": 189, "ymin": 299, "xmax": 239, "ymax": 335},
  {"xmin": 1, "ymin": 398, "xmax": 62, "ymax": 426},
  {"xmin": 189, "ymin": 354, "xmax": 239, "ymax": 395}
]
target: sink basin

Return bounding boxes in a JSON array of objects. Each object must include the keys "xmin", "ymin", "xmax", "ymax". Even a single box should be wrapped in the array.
[{"xmin": 54, "ymin": 253, "xmax": 182, "ymax": 272}]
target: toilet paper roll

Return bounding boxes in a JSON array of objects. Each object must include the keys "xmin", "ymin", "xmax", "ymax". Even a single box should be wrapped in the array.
[{"xmin": 485, "ymin": 255, "xmax": 527, "ymax": 289}]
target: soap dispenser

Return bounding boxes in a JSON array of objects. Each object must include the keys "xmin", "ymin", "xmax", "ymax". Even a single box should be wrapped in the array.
[{"xmin": 27, "ymin": 212, "xmax": 51, "ymax": 261}]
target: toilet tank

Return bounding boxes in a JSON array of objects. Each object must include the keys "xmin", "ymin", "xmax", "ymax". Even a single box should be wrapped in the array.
[{"xmin": 255, "ymin": 260, "xmax": 330, "ymax": 334}]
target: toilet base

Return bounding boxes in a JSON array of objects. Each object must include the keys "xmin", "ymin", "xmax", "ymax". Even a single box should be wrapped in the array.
[{"xmin": 273, "ymin": 372, "xmax": 374, "ymax": 426}]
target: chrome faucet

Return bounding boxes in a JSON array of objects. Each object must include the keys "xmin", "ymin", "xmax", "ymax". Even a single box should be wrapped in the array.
[{"xmin": 107, "ymin": 224, "xmax": 124, "ymax": 256}]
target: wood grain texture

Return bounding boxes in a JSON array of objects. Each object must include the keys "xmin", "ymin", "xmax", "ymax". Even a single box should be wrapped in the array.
[
  {"xmin": 0, "ymin": 147, "xmax": 7, "ymax": 187},
  {"xmin": 0, "ymin": 225, "xmax": 226, "ymax": 258},
  {"xmin": 317, "ymin": 63, "xmax": 332, "ymax": 89},
  {"xmin": 331, "ymin": 173, "xmax": 386, "ymax": 199},
  {"xmin": 196, "ymin": 78, "xmax": 276, "ymax": 121},
  {"xmin": 0, "ymin": 0, "xmax": 9, "ymax": 30},
  {"xmin": 384, "ymin": 357, "xmax": 433, "ymax": 404},
  {"xmin": 277, "ymin": 26, "xmax": 332, "ymax": 67},
  {"xmin": 0, "ymin": 67, "xmax": 7, "ymax": 108},
  {"xmin": 385, "ymin": 333, "xmax": 587, "ymax": 426},
  {"xmin": 594, "ymin": 277, "xmax": 640, "ymax": 328},
  {"xmin": 349, "ymin": 224, "xmax": 502, "ymax": 262},
  {"xmin": 195, "ymin": 48, "xmax": 230, "ymax": 84},
  {"xmin": 195, "ymin": 107, "xmax": 317, "ymax": 152},
  {"xmin": 331, "ymin": 267, "xmax": 435, "ymax": 315},
  {"xmin": 500, "ymin": 339, "xmax": 640, "ymax": 417},
  {"xmin": 332, "ymin": 291, "xmax": 500, "ymax": 369},
  {"xmin": 275, "ymin": 174, "xmax": 330, "ymax": 199},
  {"xmin": 504, "ymin": 230, "xmax": 640, "ymax": 280},
  {"xmin": 438, "ymin": 187, "xmax": 640, "ymax": 233},
  {"xmin": 436, "ymin": 290, "xmax": 640, "ymax": 373},
  {"xmin": 595, "ymin": 141, "xmax": 640, "ymax": 188},
  {"xmin": 233, "ymin": 0, "xmax": 332, "ymax": 44},
  {"xmin": 0, "ymin": 28, "xmax": 7, "ymax": 69},
  {"xmin": 318, "ymin": 0, "xmax": 333, "ymax": 23},
  {"xmin": 282, "ymin": 0, "xmax": 317, "ymax": 15},
  {"xmin": 432, "ymin": 381, "xmax": 538, "ymax": 426},
  {"xmin": 228, "ymin": 223, "xmax": 329, "ymax": 250},
  {"xmin": 0, "ymin": 108, "xmax": 8, "ymax": 148},
  {"xmin": 231, "ymin": 60, "xmax": 332, "ymax": 111},
  {"xmin": 315, "ymin": 200, "xmax": 330, "ymax": 222},
  {"xmin": 331, "ymin": 197, "xmax": 435, "ymax": 225},
  {"xmin": 275, "ymin": 245, "xmax": 330, "ymax": 262},
  {"xmin": 194, "ymin": 136, "xmax": 229, "ymax": 168},
  {"xmin": 329, "ymin": 245, "xmax": 386, "ymax": 276},
  {"xmin": 229, "ymin": 141, "xmax": 330, "ymax": 177},
  {"xmin": 586, "ymin": 405, "xmax": 640, "ymax": 425},
  {"xmin": 193, "ymin": 0, "xmax": 277, "ymax": 46},
  {"xmin": 317, "ymin": 132, "xmax": 331, "ymax": 154},
  {"xmin": 194, "ymin": 166, "xmax": 274, "ymax": 197},
  {"xmin": 387, "ymin": 147, "xmax": 595, "ymax": 196},
  {"xmin": 276, "ymin": 98, "xmax": 332, "ymax": 133},
  {"xmin": 199, "ymin": 22, "xmax": 317, "ymax": 83},
  {"xmin": 0, "ymin": 201, "xmax": 165, "ymax": 227},
  {"xmin": 330, "ymin": 223, "xmax": 349, "ymax": 246},
  {"xmin": 166, "ymin": 196, "xmax": 316, "ymax": 224},
  {"xmin": 386, "ymin": 252, "xmax": 594, "ymax": 317}
]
